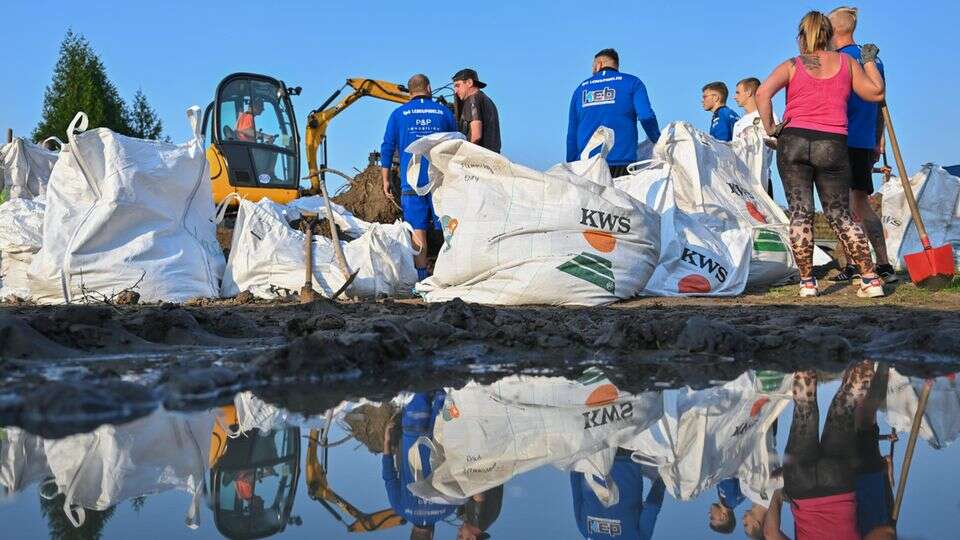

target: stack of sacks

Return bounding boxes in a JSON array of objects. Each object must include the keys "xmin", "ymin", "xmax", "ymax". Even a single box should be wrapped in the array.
[{"xmin": 220, "ymin": 195, "xmax": 418, "ymax": 299}]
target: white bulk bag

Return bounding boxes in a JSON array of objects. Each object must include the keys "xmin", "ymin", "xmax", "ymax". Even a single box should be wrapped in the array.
[
  {"xmin": 628, "ymin": 371, "xmax": 789, "ymax": 502},
  {"xmin": 221, "ymin": 197, "xmax": 418, "ymax": 299},
  {"xmin": 27, "ymin": 108, "xmax": 225, "ymax": 304},
  {"xmin": 43, "ymin": 409, "xmax": 213, "ymax": 528},
  {"xmin": 1, "ymin": 137, "xmax": 59, "ymax": 200},
  {"xmin": 885, "ymin": 370, "xmax": 960, "ymax": 450},
  {"xmin": 0, "ymin": 427, "xmax": 51, "ymax": 498},
  {"xmin": 881, "ymin": 164, "xmax": 960, "ymax": 272},
  {"xmin": 407, "ymin": 129, "xmax": 660, "ymax": 306},
  {"xmin": 643, "ymin": 122, "xmax": 833, "ymax": 287},
  {"xmin": 407, "ymin": 372, "xmax": 664, "ymax": 502},
  {"xmin": 0, "ymin": 197, "xmax": 45, "ymax": 299}
]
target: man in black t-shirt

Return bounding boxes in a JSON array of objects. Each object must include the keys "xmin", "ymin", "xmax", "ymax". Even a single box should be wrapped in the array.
[{"xmin": 452, "ymin": 68, "xmax": 501, "ymax": 153}]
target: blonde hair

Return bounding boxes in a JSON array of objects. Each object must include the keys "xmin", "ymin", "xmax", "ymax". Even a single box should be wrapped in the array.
[
  {"xmin": 829, "ymin": 6, "xmax": 858, "ymax": 33},
  {"xmin": 797, "ymin": 11, "xmax": 834, "ymax": 54}
]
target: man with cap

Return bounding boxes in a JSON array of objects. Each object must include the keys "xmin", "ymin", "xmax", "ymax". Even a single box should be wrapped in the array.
[
  {"xmin": 567, "ymin": 48, "xmax": 661, "ymax": 177},
  {"xmin": 452, "ymin": 69, "xmax": 501, "ymax": 153},
  {"xmin": 380, "ymin": 73, "xmax": 457, "ymax": 281}
]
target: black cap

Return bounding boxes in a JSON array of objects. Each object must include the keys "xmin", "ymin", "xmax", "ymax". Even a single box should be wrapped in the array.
[{"xmin": 452, "ymin": 68, "xmax": 487, "ymax": 88}]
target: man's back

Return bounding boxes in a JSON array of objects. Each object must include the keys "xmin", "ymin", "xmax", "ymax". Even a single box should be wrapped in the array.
[
  {"xmin": 567, "ymin": 68, "xmax": 658, "ymax": 166},
  {"xmin": 380, "ymin": 97, "xmax": 456, "ymax": 191},
  {"xmin": 839, "ymin": 44, "xmax": 885, "ymax": 149},
  {"xmin": 458, "ymin": 90, "xmax": 501, "ymax": 153}
]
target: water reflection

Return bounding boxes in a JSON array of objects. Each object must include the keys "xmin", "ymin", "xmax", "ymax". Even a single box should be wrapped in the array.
[{"xmin": 0, "ymin": 365, "xmax": 957, "ymax": 538}]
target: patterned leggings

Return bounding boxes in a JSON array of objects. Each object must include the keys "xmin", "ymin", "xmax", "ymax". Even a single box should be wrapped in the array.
[{"xmin": 777, "ymin": 129, "xmax": 876, "ymax": 278}]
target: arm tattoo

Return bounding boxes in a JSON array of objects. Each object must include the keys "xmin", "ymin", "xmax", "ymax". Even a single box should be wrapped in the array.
[{"xmin": 799, "ymin": 54, "xmax": 822, "ymax": 69}]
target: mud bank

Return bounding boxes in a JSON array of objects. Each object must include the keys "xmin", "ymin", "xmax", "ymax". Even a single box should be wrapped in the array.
[{"xmin": 2, "ymin": 289, "xmax": 959, "ymax": 435}]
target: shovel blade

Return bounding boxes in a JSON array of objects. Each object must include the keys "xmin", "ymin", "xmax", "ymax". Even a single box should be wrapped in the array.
[{"xmin": 904, "ymin": 243, "xmax": 956, "ymax": 289}]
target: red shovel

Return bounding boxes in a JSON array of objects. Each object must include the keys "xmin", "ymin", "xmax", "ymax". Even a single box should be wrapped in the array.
[{"xmin": 881, "ymin": 104, "xmax": 956, "ymax": 288}]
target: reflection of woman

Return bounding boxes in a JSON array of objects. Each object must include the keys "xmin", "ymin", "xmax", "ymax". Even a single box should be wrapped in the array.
[
  {"xmin": 570, "ymin": 449, "xmax": 666, "ymax": 540},
  {"xmin": 457, "ymin": 486, "xmax": 503, "ymax": 540},
  {"xmin": 755, "ymin": 11, "xmax": 885, "ymax": 298},
  {"xmin": 763, "ymin": 363, "xmax": 895, "ymax": 539},
  {"xmin": 382, "ymin": 391, "xmax": 458, "ymax": 540}
]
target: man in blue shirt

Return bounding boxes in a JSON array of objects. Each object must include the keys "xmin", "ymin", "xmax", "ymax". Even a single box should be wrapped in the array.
[
  {"xmin": 567, "ymin": 48, "xmax": 661, "ymax": 177},
  {"xmin": 570, "ymin": 450, "xmax": 666, "ymax": 540},
  {"xmin": 380, "ymin": 74, "xmax": 457, "ymax": 281},
  {"xmin": 829, "ymin": 6, "xmax": 898, "ymax": 284},
  {"xmin": 382, "ymin": 391, "xmax": 458, "ymax": 540},
  {"xmin": 708, "ymin": 477, "xmax": 746, "ymax": 534},
  {"xmin": 702, "ymin": 81, "xmax": 740, "ymax": 142}
]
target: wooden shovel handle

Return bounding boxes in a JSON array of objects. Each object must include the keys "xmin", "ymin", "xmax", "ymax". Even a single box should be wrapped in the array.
[
  {"xmin": 881, "ymin": 103, "xmax": 931, "ymax": 247},
  {"xmin": 891, "ymin": 379, "xmax": 933, "ymax": 522}
]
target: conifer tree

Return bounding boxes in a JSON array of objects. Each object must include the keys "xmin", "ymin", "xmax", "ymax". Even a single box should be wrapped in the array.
[{"xmin": 128, "ymin": 89, "xmax": 165, "ymax": 141}]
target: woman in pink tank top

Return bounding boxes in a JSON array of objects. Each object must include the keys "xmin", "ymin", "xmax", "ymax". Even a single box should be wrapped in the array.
[{"xmin": 755, "ymin": 11, "xmax": 886, "ymax": 300}]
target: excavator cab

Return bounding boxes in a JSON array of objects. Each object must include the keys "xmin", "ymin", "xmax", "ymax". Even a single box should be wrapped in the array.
[
  {"xmin": 206, "ymin": 73, "xmax": 303, "ymax": 206},
  {"xmin": 208, "ymin": 406, "xmax": 302, "ymax": 539}
]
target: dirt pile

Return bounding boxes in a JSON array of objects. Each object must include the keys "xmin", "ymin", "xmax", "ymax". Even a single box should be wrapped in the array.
[
  {"xmin": 343, "ymin": 402, "xmax": 398, "ymax": 453},
  {"xmin": 331, "ymin": 154, "xmax": 402, "ymax": 225}
]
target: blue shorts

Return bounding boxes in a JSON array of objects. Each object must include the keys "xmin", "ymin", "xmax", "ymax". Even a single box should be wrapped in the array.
[{"xmin": 401, "ymin": 193, "xmax": 439, "ymax": 231}]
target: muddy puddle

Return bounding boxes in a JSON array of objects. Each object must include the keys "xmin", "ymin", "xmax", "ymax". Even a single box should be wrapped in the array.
[{"xmin": 1, "ymin": 361, "xmax": 958, "ymax": 539}]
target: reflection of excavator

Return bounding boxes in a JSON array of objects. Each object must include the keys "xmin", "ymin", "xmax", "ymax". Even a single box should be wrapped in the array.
[
  {"xmin": 207, "ymin": 406, "xmax": 301, "ymax": 539},
  {"xmin": 204, "ymin": 74, "xmax": 413, "ymax": 207},
  {"xmin": 306, "ymin": 426, "xmax": 406, "ymax": 533}
]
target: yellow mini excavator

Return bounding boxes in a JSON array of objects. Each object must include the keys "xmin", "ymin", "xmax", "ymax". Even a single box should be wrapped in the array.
[{"xmin": 203, "ymin": 73, "xmax": 413, "ymax": 207}]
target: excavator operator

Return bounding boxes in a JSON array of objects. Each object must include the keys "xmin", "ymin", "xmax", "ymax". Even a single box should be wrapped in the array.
[{"xmin": 235, "ymin": 97, "xmax": 275, "ymax": 144}]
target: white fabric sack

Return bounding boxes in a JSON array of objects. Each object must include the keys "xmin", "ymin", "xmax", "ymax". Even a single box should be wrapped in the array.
[
  {"xmin": 628, "ymin": 371, "xmax": 789, "ymax": 502},
  {"xmin": 626, "ymin": 122, "xmax": 831, "ymax": 288},
  {"xmin": 0, "ymin": 427, "xmax": 51, "ymax": 498},
  {"xmin": 28, "ymin": 108, "xmax": 225, "ymax": 304},
  {"xmin": 881, "ymin": 164, "xmax": 960, "ymax": 272},
  {"xmin": 407, "ymin": 372, "xmax": 663, "ymax": 502},
  {"xmin": 43, "ymin": 409, "xmax": 213, "ymax": 528},
  {"xmin": 0, "ymin": 198, "xmax": 45, "ymax": 299},
  {"xmin": 1, "ymin": 137, "xmax": 59, "ymax": 200},
  {"xmin": 885, "ymin": 370, "xmax": 960, "ymax": 450},
  {"xmin": 221, "ymin": 197, "xmax": 418, "ymax": 299},
  {"xmin": 408, "ymin": 129, "xmax": 660, "ymax": 306}
]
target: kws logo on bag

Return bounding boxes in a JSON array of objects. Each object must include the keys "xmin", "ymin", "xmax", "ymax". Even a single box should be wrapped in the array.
[
  {"xmin": 580, "ymin": 208, "xmax": 631, "ymax": 233},
  {"xmin": 726, "ymin": 183, "xmax": 768, "ymax": 223},
  {"xmin": 680, "ymin": 246, "xmax": 728, "ymax": 283},
  {"xmin": 582, "ymin": 402, "xmax": 634, "ymax": 429}
]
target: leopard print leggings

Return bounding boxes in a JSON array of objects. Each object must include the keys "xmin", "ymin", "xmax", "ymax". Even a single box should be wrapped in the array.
[
  {"xmin": 777, "ymin": 129, "xmax": 876, "ymax": 278},
  {"xmin": 783, "ymin": 362, "xmax": 875, "ymax": 499}
]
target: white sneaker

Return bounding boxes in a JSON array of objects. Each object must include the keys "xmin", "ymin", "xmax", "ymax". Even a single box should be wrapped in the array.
[
  {"xmin": 857, "ymin": 276, "xmax": 886, "ymax": 298},
  {"xmin": 799, "ymin": 278, "xmax": 820, "ymax": 297}
]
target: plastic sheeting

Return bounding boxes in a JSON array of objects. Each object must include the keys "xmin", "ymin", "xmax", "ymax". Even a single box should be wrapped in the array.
[{"xmin": 27, "ymin": 108, "xmax": 225, "ymax": 304}]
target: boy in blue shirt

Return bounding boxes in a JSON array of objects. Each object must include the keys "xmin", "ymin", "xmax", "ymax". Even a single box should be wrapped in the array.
[
  {"xmin": 380, "ymin": 74, "xmax": 457, "ymax": 281},
  {"xmin": 570, "ymin": 449, "xmax": 666, "ymax": 540},
  {"xmin": 702, "ymin": 81, "xmax": 740, "ymax": 142},
  {"xmin": 567, "ymin": 48, "xmax": 661, "ymax": 177}
]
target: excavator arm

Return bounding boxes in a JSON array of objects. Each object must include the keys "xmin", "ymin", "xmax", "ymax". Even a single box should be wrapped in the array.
[{"xmin": 304, "ymin": 78, "xmax": 411, "ymax": 192}]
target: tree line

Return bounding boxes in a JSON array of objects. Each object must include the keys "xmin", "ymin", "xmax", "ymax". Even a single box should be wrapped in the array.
[{"xmin": 32, "ymin": 30, "xmax": 166, "ymax": 143}]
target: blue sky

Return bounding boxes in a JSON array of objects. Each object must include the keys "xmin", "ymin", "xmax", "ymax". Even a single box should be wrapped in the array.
[{"xmin": 3, "ymin": 1, "xmax": 957, "ymax": 201}]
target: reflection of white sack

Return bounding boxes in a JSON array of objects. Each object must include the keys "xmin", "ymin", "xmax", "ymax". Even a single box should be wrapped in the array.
[
  {"xmin": 408, "ymin": 372, "xmax": 663, "ymax": 502},
  {"xmin": 0, "ymin": 427, "xmax": 51, "ymax": 498},
  {"xmin": 885, "ymin": 370, "xmax": 960, "ymax": 449},
  {"xmin": 43, "ymin": 410, "xmax": 213, "ymax": 528},
  {"xmin": 407, "ymin": 129, "xmax": 660, "ymax": 306},
  {"xmin": 1, "ymin": 137, "xmax": 58, "ymax": 200},
  {"xmin": 28, "ymin": 109, "xmax": 225, "ymax": 304},
  {"xmin": 881, "ymin": 165, "xmax": 960, "ymax": 272},
  {"xmin": 221, "ymin": 197, "xmax": 418, "ymax": 299},
  {"xmin": 234, "ymin": 391, "xmax": 289, "ymax": 434},
  {"xmin": 628, "ymin": 371, "xmax": 789, "ymax": 502}
]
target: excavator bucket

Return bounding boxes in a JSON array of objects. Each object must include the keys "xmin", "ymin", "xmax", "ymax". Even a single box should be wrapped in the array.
[{"xmin": 347, "ymin": 509, "xmax": 406, "ymax": 532}]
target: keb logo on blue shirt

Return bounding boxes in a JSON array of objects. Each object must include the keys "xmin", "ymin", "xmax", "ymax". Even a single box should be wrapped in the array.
[{"xmin": 583, "ymin": 87, "xmax": 617, "ymax": 107}]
